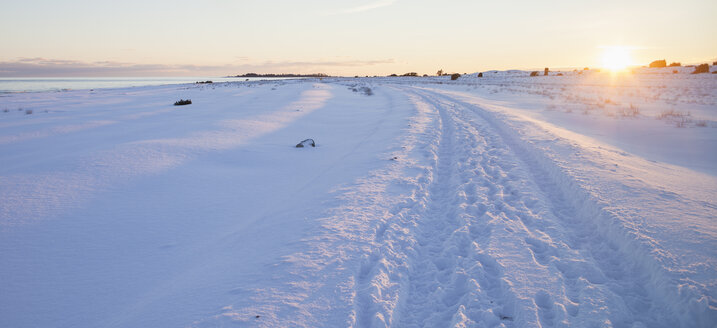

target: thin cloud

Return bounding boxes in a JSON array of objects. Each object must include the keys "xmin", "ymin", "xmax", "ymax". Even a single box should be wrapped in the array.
[
  {"xmin": 324, "ymin": 0, "xmax": 397, "ymax": 15},
  {"xmin": 260, "ymin": 59, "xmax": 395, "ymax": 68},
  {"xmin": 0, "ymin": 57, "xmax": 395, "ymax": 77},
  {"xmin": 0, "ymin": 58, "xmax": 222, "ymax": 77}
]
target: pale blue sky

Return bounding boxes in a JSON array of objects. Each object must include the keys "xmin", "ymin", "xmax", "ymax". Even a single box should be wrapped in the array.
[{"xmin": 1, "ymin": 0, "xmax": 715, "ymax": 76}]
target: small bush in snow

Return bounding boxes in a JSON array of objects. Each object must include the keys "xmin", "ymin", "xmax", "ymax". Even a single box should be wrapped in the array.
[
  {"xmin": 621, "ymin": 104, "xmax": 639, "ymax": 117},
  {"xmin": 477, "ymin": 72, "xmax": 483, "ymax": 77},
  {"xmin": 676, "ymin": 116, "xmax": 688, "ymax": 128},
  {"xmin": 450, "ymin": 73, "xmax": 460, "ymax": 80},
  {"xmin": 544, "ymin": 68, "xmax": 549, "ymax": 76},
  {"xmin": 556, "ymin": 73, "xmax": 564, "ymax": 76},
  {"xmin": 530, "ymin": 71, "xmax": 539, "ymax": 77},
  {"xmin": 174, "ymin": 99, "xmax": 192, "ymax": 106},
  {"xmin": 658, "ymin": 109, "xmax": 693, "ymax": 127},
  {"xmin": 691, "ymin": 64, "xmax": 709, "ymax": 74},
  {"xmin": 713, "ymin": 61, "xmax": 717, "ymax": 66},
  {"xmin": 348, "ymin": 85, "xmax": 373, "ymax": 96},
  {"xmin": 657, "ymin": 109, "xmax": 680, "ymax": 119},
  {"xmin": 353, "ymin": 86, "xmax": 373, "ymax": 96},
  {"xmin": 695, "ymin": 120, "xmax": 707, "ymax": 127},
  {"xmin": 25, "ymin": 109, "xmax": 33, "ymax": 115},
  {"xmin": 668, "ymin": 62, "xmax": 681, "ymax": 67},
  {"xmin": 2, "ymin": 108, "xmax": 8, "ymax": 113},
  {"xmin": 649, "ymin": 60, "xmax": 667, "ymax": 68}
]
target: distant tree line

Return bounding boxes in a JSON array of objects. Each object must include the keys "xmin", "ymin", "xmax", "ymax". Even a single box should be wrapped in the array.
[{"xmin": 231, "ymin": 73, "xmax": 330, "ymax": 78}]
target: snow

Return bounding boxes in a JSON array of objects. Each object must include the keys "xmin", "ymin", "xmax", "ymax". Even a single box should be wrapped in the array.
[{"xmin": 1, "ymin": 72, "xmax": 715, "ymax": 327}]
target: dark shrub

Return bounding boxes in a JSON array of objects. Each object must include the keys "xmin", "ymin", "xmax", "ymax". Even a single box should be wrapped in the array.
[
  {"xmin": 402, "ymin": 72, "xmax": 418, "ymax": 77},
  {"xmin": 450, "ymin": 73, "xmax": 461, "ymax": 80},
  {"xmin": 692, "ymin": 64, "xmax": 709, "ymax": 74},
  {"xmin": 668, "ymin": 62, "xmax": 681, "ymax": 67},
  {"xmin": 530, "ymin": 71, "xmax": 539, "ymax": 77},
  {"xmin": 556, "ymin": 73, "xmax": 563, "ymax": 76},
  {"xmin": 649, "ymin": 60, "xmax": 667, "ymax": 68},
  {"xmin": 544, "ymin": 67, "xmax": 549, "ymax": 76},
  {"xmin": 437, "ymin": 69, "xmax": 443, "ymax": 76},
  {"xmin": 196, "ymin": 80, "xmax": 213, "ymax": 84},
  {"xmin": 477, "ymin": 72, "xmax": 483, "ymax": 77},
  {"xmin": 673, "ymin": 70, "xmax": 679, "ymax": 74},
  {"xmin": 349, "ymin": 86, "xmax": 372, "ymax": 96},
  {"xmin": 713, "ymin": 61, "xmax": 717, "ymax": 66},
  {"xmin": 174, "ymin": 99, "xmax": 192, "ymax": 106},
  {"xmin": 389, "ymin": 74, "xmax": 397, "ymax": 77}
]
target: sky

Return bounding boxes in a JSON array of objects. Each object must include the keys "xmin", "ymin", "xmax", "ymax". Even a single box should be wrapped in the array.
[{"xmin": 1, "ymin": 0, "xmax": 716, "ymax": 77}]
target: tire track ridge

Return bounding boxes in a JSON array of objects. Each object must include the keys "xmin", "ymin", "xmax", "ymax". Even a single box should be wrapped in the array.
[{"xmin": 421, "ymin": 87, "xmax": 701, "ymax": 327}]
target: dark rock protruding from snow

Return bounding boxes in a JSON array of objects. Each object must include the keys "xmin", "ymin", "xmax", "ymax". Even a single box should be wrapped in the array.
[{"xmin": 295, "ymin": 139, "xmax": 316, "ymax": 148}]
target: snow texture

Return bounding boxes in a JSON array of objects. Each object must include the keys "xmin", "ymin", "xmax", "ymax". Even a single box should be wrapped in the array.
[{"xmin": 1, "ymin": 71, "xmax": 715, "ymax": 327}]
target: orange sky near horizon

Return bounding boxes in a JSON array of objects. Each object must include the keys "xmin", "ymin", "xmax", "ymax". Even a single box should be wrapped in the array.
[{"xmin": 1, "ymin": 0, "xmax": 715, "ymax": 77}]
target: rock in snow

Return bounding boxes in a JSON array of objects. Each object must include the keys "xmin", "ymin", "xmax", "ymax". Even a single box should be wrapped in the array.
[{"xmin": 295, "ymin": 138, "xmax": 316, "ymax": 148}]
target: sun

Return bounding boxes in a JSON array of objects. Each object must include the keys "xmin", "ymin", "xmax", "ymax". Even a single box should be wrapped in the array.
[{"xmin": 601, "ymin": 46, "xmax": 633, "ymax": 72}]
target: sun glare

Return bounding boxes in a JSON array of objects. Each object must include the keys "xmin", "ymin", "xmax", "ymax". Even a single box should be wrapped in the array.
[{"xmin": 601, "ymin": 46, "xmax": 633, "ymax": 72}]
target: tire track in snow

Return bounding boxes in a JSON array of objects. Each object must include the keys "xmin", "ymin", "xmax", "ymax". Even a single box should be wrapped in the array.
[
  {"xmin": 351, "ymin": 86, "xmax": 539, "ymax": 327},
  {"xmin": 349, "ymin": 89, "xmax": 440, "ymax": 327},
  {"xmin": 411, "ymin": 87, "xmax": 685, "ymax": 327},
  {"xmin": 391, "ymin": 88, "xmax": 550, "ymax": 327}
]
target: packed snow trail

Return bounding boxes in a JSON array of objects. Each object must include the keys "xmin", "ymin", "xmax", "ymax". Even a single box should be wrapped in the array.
[
  {"xmin": 347, "ymin": 85, "xmax": 715, "ymax": 327},
  {"xmin": 416, "ymin": 86, "xmax": 717, "ymax": 328}
]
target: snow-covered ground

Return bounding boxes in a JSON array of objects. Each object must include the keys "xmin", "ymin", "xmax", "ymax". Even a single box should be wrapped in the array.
[{"xmin": 1, "ymin": 70, "xmax": 715, "ymax": 327}]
